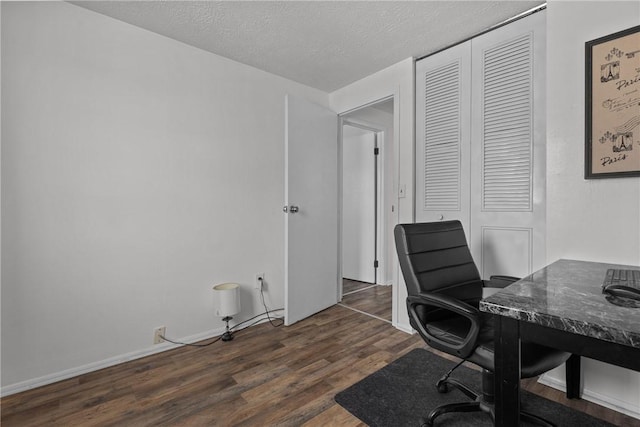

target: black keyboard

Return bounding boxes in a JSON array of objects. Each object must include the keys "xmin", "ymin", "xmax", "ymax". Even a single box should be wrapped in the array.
[{"xmin": 602, "ymin": 269, "xmax": 640, "ymax": 301}]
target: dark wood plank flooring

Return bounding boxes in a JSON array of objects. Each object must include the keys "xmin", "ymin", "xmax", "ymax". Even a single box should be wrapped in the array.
[
  {"xmin": 340, "ymin": 279, "xmax": 392, "ymax": 322},
  {"xmin": 342, "ymin": 279, "xmax": 374, "ymax": 294},
  {"xmin": 2, "ymin": 300, "xmax": 638, "ymax": 426}
]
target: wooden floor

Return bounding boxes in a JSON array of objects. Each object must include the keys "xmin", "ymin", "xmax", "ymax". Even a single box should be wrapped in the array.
[
  {"xmin": 342, "ymin": 279, "xmax": 374, "ymax": 294},
  {"xmin": 3, "ymin": 295, "xmax": 639, "ymax": 426},
  {"xmin": 340, "ymin": 279, "xmax": 392, "ymax": 322}
]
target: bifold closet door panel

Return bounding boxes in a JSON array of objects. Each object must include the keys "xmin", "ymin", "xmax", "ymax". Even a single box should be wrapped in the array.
[
  {"xmin": 469, "ymin": 11, "xmax": 547, "ymax": 279},
  {"xmin": 415, "ymin": 41, "xmax": 472, "ymax": 233}
]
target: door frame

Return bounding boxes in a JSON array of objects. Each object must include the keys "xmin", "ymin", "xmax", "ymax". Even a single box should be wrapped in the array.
[
  {"xmin": 337, "ymin": 95, "xmax": 395, "ymax": 303},
  {"xmin": 341, "ymin": 119, "xmax": 384, "ymax": 286}
]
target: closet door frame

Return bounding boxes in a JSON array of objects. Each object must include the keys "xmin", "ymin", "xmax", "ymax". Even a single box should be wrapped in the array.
[{"xmin": 415, "ymin": 10, "xmax": 546, "ymax": 279}]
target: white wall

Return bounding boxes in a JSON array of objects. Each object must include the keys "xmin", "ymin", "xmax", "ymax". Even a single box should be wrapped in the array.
[
  {"xmin": 330, "ymin": 58, "xmax": 414, "ymax": 331},
  {"xmin": 543, "ymin": 0, "xmax": 640, "ymax": 418},
  {"xmin": 1, "ymin": 2, "xmax": 328, "ymax": 393}
]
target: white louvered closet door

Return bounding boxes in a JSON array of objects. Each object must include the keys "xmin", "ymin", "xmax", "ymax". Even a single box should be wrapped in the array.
[
  {"xmin": 415, "ymin": 41, "xmax": 472, "ymax": 232},
  {"xmin": 469, "ymin": 11, "xmax": 546, "ymax": 279}
]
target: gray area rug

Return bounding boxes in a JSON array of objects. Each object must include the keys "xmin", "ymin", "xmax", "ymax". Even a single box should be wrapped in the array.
[{"xmin": 335, "ymin": 348, "xmax": 613, "ymax": 427}]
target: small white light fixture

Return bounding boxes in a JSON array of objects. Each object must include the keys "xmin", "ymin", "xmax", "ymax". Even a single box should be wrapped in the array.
[{"xmin": 213, "ymin": 283, "xmax": 241, "ymax": 341}]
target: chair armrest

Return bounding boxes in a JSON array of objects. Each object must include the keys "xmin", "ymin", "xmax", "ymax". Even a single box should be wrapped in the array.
[
  {"xmin": 484, "ymin": 275, "xmax": 520, "ymax": 289},
  {"xmin": 407, "ymin": 293, "xmax": 480, "ymax": 359}
]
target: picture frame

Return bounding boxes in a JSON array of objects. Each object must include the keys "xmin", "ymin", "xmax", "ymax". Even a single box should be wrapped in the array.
[{"xmin": 585, "ymin": 25, "xmax": 640, "ymax": 179}]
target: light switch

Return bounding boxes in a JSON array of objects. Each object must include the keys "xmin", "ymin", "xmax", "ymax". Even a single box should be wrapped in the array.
[{"xmin": 399, "ymin": 184, "xmax": 406, "ymax": 198}]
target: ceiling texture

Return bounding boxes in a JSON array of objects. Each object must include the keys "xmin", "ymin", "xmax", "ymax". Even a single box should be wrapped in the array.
[{"xmin": 71, "ymin": 1, "xmax": 545, "ymax": 92}]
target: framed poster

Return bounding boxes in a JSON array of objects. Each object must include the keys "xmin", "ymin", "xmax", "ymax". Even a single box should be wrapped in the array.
[{"xmin": 585, "ymin": 25, "xmax": 640, "ymax": 179}]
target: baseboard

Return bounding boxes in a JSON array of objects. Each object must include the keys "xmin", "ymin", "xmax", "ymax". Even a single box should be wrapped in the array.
[
  {"xmin": 539, "ymin": 373, "xmax": 640, "ymax": 420},
  {"xmin": 1, "ymin": 325, "xmax": 231, "ymax": 398},
  {"xmin": 393, "ymin": 322, "xmax": 414, "ymax": 335}
]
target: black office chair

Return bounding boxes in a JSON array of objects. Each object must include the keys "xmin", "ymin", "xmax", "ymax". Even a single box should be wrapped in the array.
[{"xmin": 394, "ymin": 221, "xmax": 571, "ymax": 426}]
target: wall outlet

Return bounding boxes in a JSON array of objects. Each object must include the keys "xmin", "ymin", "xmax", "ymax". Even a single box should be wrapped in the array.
[
  {"xmin": 153, "ymin": 326, "xmax": 166, "ymax": 344},
  {"xmin": 255, "ymin": 273, "xmax": 265, "ymax": 290}
]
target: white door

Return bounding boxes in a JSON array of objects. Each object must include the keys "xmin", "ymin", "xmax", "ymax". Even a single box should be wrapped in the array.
[
  {"xmin": 284, "ymin": 94, "xmax": 339, "ymax": 325},
  {"xmin": 469, "ymin": 11, "xmax": 546, "ymax": 279},
  {"xmin": 415, "ymin": 41, "xmax": 472, "ymax": 232},
  {"xmin": 342, "ymin": 125, "xmax": 376, "ymax": 284}
]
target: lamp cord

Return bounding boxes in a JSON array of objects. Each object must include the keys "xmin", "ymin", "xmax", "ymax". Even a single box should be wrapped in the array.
[
  {"xmin": 159, "ymin": 308, "xmax": 284, "ymax": 348},
  {"xmin": 259, "ymin": 277, "xmax": 285, "ymax": 328},
  {"xmin": 159, "ymin": 280, "xmax": 284, "ymax": 348}
]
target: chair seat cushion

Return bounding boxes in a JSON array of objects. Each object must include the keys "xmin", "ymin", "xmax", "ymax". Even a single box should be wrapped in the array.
[{"xmin": 427, "ymin": 313, "xmax": 571, "ymax": 378}]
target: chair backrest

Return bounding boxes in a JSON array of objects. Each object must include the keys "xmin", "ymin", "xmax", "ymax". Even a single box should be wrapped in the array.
[{"xmin": 394, "ymin": 221, "xmax": 482, "ymax": 302}]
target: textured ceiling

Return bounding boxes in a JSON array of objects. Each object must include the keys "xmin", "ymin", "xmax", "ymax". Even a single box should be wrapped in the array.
[{"xmin": 71, "ymin": 1, "xmax": 545, "ymax": 92}]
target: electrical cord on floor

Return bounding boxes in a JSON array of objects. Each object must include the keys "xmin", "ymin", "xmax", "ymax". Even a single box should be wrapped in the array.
[
  {"xmin": 159, "ymin": 333, "xmax": 223, "ymax": 347},
  {"xmin": 231, "ymin": 307, "xmax": 284, "ymax": 332},
  {"xmin": 158, "ymin": 279, "xmax": 284, "ymax": 347},
  {"xmin": 158, "ymin": 308, "xmax": 283, "ymax": 348}
]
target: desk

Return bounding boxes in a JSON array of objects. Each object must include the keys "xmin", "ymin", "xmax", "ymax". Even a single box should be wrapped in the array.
[{"xmin": 479, "ymin": 259, "xmax": 640, "ymax": 427}]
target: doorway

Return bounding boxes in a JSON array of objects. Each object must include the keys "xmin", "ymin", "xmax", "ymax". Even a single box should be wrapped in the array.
[
  {"xmin": 342, "ymin": 123, "xmax": 378, "ymax": 285},
  {"xmin": 339, "ymin": 98, "xmax": 394, "ymax": 323}
]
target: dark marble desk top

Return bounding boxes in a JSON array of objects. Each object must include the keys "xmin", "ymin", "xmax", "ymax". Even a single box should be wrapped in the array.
[{"xmin": 479, "ymin": 259, "xmax": 640, "ymax": 349}]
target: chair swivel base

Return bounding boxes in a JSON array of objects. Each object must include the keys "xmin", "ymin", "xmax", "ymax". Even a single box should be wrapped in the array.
[{"xmin": 420, "ymin": 371, "xmax": 556, "ymax": 427}]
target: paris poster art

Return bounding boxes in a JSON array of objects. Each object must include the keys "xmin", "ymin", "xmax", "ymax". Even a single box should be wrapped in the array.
[{"xmin": 586, "ymin": 25, "xmax": 640, "ymax": 178}]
